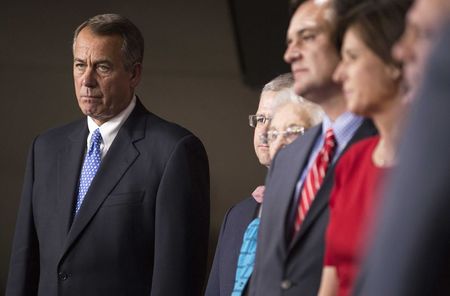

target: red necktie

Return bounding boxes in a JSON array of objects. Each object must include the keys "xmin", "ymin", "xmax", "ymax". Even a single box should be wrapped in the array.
[{"xmin": 293, "ymin": 128, "xmax": 336, "ymax": 235}]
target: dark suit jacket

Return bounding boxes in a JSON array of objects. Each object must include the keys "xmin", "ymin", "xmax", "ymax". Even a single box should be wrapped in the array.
[
  {"xmin": 354, "ymin": 22, "xmax": 450, "ymax": 296},
  {"xmin": 205, "ymin": 197, "xmax": 259, "ymax": 296},
  {"xmin": 249, "ymin": 120, "xmax": 376, "ymax": 296},
  {"xmin": 6, "ymin": 100, "xmax": 210, "ymax": 296}
]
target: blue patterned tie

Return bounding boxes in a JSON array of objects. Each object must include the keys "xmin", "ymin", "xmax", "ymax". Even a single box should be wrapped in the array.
[
  {"xmin": 232, "ymin": 217, "xmax": 260, "ymax": 296},
  {"xmin": 75, "ymin": 128, "xmax": 102, "ymax": 215}
]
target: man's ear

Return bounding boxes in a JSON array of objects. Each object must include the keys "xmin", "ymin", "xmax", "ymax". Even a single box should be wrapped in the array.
[{"xmin": 130, "ymin": 63, "xmax": 142, "ymax": 87}]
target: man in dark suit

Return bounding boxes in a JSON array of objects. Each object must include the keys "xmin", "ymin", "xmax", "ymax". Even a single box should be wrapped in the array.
[
  {"xmin": 354, "ymin": 2, "xmax": 450, "ymax": 295},
  {"xmin": 249, "ymin": 0, "xmax": 376, "ymax": 295},
  {"xmin": 6, "ymin": 14, "xmax": 209, "ymax": 296},
  {"xmin": 205, "ymin": 73, "xmax": 301, "ymax": 296}
]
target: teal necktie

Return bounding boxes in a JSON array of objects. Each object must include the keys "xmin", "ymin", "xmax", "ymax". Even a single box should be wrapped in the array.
[{"xmin": 232, "ymin": 217, "xmax": 260, "ymax": 295}]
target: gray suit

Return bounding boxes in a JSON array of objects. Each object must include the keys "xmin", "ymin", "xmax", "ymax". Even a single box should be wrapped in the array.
[
  {"xmin": 249, "ymin": 120, "xmax": 376, "ymax": 296},
  {"xmin": 354, "ymin": 22, "xmax": 450, "ymax": 296}
]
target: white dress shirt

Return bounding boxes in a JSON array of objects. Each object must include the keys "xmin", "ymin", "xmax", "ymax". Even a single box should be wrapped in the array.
[{"xmin": 85, "ymin": 96, "xmax": 137, "ymax": 159}]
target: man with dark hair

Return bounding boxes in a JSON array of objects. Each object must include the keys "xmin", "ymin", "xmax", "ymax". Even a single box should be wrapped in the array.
[
  {"xmin": 249, "ymin": 0, "xmax": 376, "ymax": 295},
  {"xmin": 6, "ymin": 13, "xmax": 210, "ymax": 296}
]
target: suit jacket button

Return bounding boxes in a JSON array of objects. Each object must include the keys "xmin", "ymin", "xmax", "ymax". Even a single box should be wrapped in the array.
[
  {"xmin": 281, "ymin": 279, "xmax": 292, "ymax": 290},
  {"xmin": 58, "ymin": 272, "xmax": 69, "ymax": 281}
]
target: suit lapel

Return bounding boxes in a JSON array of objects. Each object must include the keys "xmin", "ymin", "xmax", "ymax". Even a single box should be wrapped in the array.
[
  {"xmin": 289, "ymin": 119, "xmax": 377, "ymax": 249},
  {"xmin": 59, "ymin": 103, "xmax": 146, "ymax": 260},
  {"xmin": 289, "ymin": 160, "xmax": 334, "ymax": 249},
  {"xmin": 269, "ymin": 125, "xmax": 321, "ymax": 251},
  {"xmin": 56, "ymin": 122, "xmax": 88, "ymax": 240}
]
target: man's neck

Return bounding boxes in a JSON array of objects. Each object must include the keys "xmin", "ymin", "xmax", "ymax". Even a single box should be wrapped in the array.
[
  {"xmin": 303, "ymin": 82, "xmax": 347, "ymax": 122},
  {"xmin": 317, "ymin": 91, "xmax": 347, "ymax": 122}
]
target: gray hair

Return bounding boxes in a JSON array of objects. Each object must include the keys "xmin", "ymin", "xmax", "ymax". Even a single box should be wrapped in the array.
[
  {"xmin": 262, "ymin": 73, "xmax": 304, "ymax": 110},
  {"xmin": 73, "ymin": 14, "xmax": 144, "ymax": 71},
  {"xmin": 262, "ymin": 73, "xmax": 295, "ymax": 92},
  {"xmin": 274, "ymin": 100, "xmax": 324, "ymax": 128}
]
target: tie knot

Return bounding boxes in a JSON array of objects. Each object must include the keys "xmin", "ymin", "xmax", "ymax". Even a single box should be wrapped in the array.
[
  {"xmin": 88, "ymin": 129, "xmax": 102, "ymax": 155},
  {"xmin": 324, "ymin": 128, "xmax": 336, "ymax": 148},
  {"xmin": 91, "ymin": 128, "xmax": 102, "ymax": 145}
]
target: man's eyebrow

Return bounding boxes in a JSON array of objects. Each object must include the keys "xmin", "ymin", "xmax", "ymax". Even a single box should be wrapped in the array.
[
  {"xmin": 296, "ymin": 26, "xmax": 321, "ymax": 35},
  {"xmin": 73, "ymin": 58, "xmax": 112, "ymax": 65},
  {"xmin": 94, "ymin": 59, "xmax": 113, "ymax": 65},
  {"xmin": 287, "ymin": 26, "xmax": 320, "ymax": 41}
]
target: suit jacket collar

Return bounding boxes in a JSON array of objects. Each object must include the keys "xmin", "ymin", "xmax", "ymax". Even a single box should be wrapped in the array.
[
  {"xmin": 288, "ymin": 119, "xmax": 377, "ymax": 250},
  {"xmin": 56, "ymin": 123, "xmax": 88, "ymax": 241},
  {"xmin": 264, "ymin": 124, "xmax": 322, "ymax": 252},
  {"xmin": 57, "ymin": 99, "xmax": 147, "ymax": 263}
]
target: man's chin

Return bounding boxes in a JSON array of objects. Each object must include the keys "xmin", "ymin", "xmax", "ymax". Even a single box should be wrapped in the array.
[
  {"xmin": 293, "ymin": 82, "xmax": 307, "ymax": 97},
  {"xmin": 257, "ymin": 155, "xmax": 271, "ymax": 167},
  {"xmin": 81, "ymin": 109, "xmax": 103, "ymax": 121},
  {"xmin": 80, "ymin": 108, "xmax": 97, "ymax": 117}
]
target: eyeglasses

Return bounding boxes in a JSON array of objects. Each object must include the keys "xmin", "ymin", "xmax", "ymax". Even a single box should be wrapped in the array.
[
  {"xmin": 266, "ymin": 126, "xmax": 305, "ymax": 144},
  {"xmin": 249, "ymin": 114, "xmax": 272, "ymax": 128}
]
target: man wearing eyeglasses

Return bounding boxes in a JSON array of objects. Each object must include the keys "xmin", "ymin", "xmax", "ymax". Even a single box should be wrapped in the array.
[
  {"xmin": 249, "ymin": 0, "xmax": 377, "ymax": 295},
  {"xmin": 206, "ymin": 73, "xmax": 303, "ymax": 296}
]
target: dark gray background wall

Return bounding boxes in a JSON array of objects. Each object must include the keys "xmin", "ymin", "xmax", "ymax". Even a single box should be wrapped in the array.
[{"xmin": 0, "ymin": 0, "xmax": 289, "ymax": 291}]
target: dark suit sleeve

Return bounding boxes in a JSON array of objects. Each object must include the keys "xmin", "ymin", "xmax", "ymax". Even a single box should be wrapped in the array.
[
  {"xmin": 204, "ymin": 208, "xmax": 232, "ymax": 296},
  {"xmin": 6, "ymin": 138, "xmax": 40, "ymax": 296},
  {"xmin": 151, "ymin": 134, "xmax": 210, "ymax": 296}
]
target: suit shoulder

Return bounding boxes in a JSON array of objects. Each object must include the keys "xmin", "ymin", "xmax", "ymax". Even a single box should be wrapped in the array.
[
  {"xmin": 226, "ymin": 197, "xmax": 259, "ymax": 218},
  {"xmin": 33, "ymin": 119, "xmax": 85, "ymax": 148},
  {"xmin": 144, "ymin": 112, "xmax": 201, "ymax": 144},
  {"xmin": 221, "ymin": 196, "xmax": 259, "ymax": 232},
  {"xmin": 136, "ymin": 112, "xmax": 208, "ymax": 167}
]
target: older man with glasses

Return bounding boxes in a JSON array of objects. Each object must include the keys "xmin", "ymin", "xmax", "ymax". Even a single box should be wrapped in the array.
[{"xmin": 206, "ymin": 73, "xmax": 317, "ymax": 296}]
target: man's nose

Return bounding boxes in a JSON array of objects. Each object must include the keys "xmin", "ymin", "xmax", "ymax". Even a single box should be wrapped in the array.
[
  {"xmin": 284, "ymin": 42, "xmax": 302, "ymax": 64},
  {"xmin": 392, "ymin": 28, "xmax": 415, "ymax": 63},
  {"xmin": 259, "ymin": 132, "xmax": 269, "ymax": 145},
  {"xmin": 82, "ymin": 67, "xmax": 98, "ymax": 87}
]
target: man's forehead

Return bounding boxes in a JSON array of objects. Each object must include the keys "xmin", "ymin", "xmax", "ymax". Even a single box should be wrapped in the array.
[
  {"xmin": 411, "ymin": 0, "xmax": 449, "ymax": 29},
  {"xmin": 288, "ymin": 0, "xmax": 332, "ymax": 33},
  {"xmin": 74, "ymin": 31, "xmax": 123, "ymax": 55},
  {"xmin": 257, "ymin": 91, "xmax": 277, "ymax": 113},
  {"xmin": 313, "ymin": 0, "xmax": 331, "ymax": 6}
]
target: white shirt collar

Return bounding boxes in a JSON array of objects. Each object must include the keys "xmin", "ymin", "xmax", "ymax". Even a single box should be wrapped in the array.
[
  {"xmin": 320, "ymin": 111, "xmax": 363, "ymax": 157},
  {"xmin": 86, "ymin": 95, "xmax": 137, "ymax": 158}
]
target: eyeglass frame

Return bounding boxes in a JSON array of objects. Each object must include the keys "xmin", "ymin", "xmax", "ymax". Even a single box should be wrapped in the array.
[
  {"xmin": 265, "ymin": 126, "xmax": 306, "ymax": 144},
  {"xmin": 249, "ymin": 114, "xmax": 272, "ymax": 128}
]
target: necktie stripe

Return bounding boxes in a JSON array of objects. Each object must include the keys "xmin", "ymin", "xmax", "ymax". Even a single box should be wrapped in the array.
[
  {"xmin": 312, "ymin": 166, "xmax": 320, "ymax": 189},
  {"xmin": 292, "ymin": 129, "xmax": 336, "ymax": 239}
]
